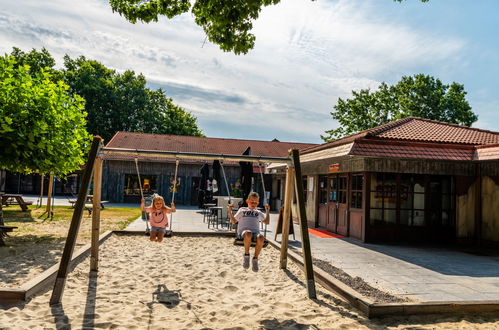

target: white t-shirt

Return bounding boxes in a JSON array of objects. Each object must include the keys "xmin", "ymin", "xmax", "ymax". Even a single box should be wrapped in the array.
[{"xmin": 234, "ymin": 207, "xmax": 265, "ymax": 236}]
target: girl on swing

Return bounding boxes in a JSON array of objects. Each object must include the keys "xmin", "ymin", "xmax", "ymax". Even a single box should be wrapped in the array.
[{"xmin": 141, "ymin": 195, "xmax": 176, "ymax": 242}]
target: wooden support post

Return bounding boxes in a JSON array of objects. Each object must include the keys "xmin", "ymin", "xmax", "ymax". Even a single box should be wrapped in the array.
[
  {"xmin": 279, "ymin": 165, "xmax": 295, "ymax": 269},
  {"xmin": 46, "ymin": 174, "xmax": 54, "ymax": 213},
  {"xmin": 39, "ymin": 174, "xmax": 44, "ymax": 208},
  {"xmin": 291, "ymin": 149, "xmax": 316, "ymax": 299},
  {"xmin": 50, "ymin": 136, "xmax": 102, "ymax": 305},
  {"xmin": 90, "ymin": 156, "xmax": 103, "ymax": 271}
]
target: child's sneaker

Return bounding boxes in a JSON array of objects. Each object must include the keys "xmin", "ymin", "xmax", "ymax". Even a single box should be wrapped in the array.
[
  {"xmin": 243, "ymin": 255, "xmax": 250, "ymax": 269},
  {"xmin": 252, "ymin": 258, "xmax": 259, "ymax": 272}
]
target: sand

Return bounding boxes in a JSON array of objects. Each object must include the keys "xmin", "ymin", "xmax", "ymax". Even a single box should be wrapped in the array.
[{"xmin": 1, "ymin": 235, "xmax": 498, "ymax": 329}]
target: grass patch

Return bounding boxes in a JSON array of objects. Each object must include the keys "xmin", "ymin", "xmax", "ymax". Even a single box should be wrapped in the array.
[{"xmin": 2, "ymin": 205, "xmax": 141, "ymax": 243}]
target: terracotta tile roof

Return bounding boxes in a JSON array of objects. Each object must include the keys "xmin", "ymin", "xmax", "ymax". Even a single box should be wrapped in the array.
[
  {"xmin": 350, "ymin": 142, "xmax": 476, "ymax": 161},
  {"xmin": 104, "ymin": 132, "xmax": 317, "ymax": 162},
  {"xmin": 302, "ymin": 117, "xmax": 499, "ymax": 155},
  {"xmin": 475, "ymin": 144, "xmax": 499, "ymax": 161},
  {"xmin": 370, "ymin": 117, "xmax": 499, "ymax": 145}
]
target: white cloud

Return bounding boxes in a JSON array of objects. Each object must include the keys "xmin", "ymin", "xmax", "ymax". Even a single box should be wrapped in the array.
[{"xmin": 0, "ymin": 0, "xmax": 470, "ymax": 143}]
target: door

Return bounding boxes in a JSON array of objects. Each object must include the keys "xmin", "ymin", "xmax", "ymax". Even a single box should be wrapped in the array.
[
  {"xmin": 327, "ymin": 177, "xmax": 338, "ymax": 232},
  {"xmin": 190, "ymin": 177, "xmax": 200, "ymax": 205},
  {"xmin": 336, "ymin": 175, "xmax": 349, "ymax": 236},
  {"xmin": 318, "ymin": 176, "xmax": 328, "ymax": 228}
]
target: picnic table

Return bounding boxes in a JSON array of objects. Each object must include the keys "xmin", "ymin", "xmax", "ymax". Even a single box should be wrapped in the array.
[
  {"xmin": 68, "ymin": 195, "xmax": 109, "ymax": 215},
  {"xmin": 68, "ymin": 195, "xmax": 109, "ymax": 208},
  {"xmin": 0, "ymin": 225, "xmax": 18, "ymax": 246},
  {"xmin": 1, "ymin": 193, "xmax": 33, "ymax": 211}
]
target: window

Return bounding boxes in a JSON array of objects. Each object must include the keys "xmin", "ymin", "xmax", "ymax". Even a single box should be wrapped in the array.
[
  {"xmin": 338, "ymin": 176, "xmax": 347, "ymax": 203},
  {"xmin": 350, "ymin": 174, "xmax": 363, "ymax": 209},
  {"xmin": 369, "ymin": 173, "xmax": 396, "ymax": 224},
  {"xmin": 399, "ymin": 174, "xmax": 425, "ymax": 226},
  {"xmin": 124, "ymin": 174, "xmax": 157, "ymax": 202},
  {"xmin": 319, "ymin": 176, "xmax": 328, "ymax": 204}
]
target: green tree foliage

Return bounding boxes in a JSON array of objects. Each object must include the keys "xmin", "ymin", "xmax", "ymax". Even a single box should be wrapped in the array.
[
  {"xmin": 322, "ymin": 74, "xmax": 477, "ymax": 142},
  {"xmin": 0, "ymin": 55, "xmax": 91, "ymax": 175},
  {"xmin": 109, "ymin": 0, "xmax": 427, "ymax": 55},
  {"xmin": 62, "ymin": 55, "xmax": 203, "ymax": 142}
]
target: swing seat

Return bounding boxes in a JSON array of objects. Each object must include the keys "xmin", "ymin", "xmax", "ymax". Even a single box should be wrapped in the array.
[
  {"xmin": 233, "ymin": 236, "xmax": 269, "ymax": 248},
  {"xmin": 164, "ymin": 230, "xmax": 173, "ymax": 238}
]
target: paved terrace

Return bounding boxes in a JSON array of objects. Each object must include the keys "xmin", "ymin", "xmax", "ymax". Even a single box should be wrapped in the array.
[
  {"xmin": 124, "ymin": 205, "xmax": 499, "ymax": 304},
  {"xmin": 16, "ymin": 196, "xmax": 499, "ymax": 303}
]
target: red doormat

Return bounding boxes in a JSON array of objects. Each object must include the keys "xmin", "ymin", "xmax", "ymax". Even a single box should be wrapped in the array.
[{"xmin": 308, "ymin": 228, "xmax": 345, "ymax": 238}]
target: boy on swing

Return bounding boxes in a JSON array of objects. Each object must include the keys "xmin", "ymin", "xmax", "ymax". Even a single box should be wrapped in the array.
[{"xmin": 228, "ymin": 192, "xmax": 270, "ymax": 272}]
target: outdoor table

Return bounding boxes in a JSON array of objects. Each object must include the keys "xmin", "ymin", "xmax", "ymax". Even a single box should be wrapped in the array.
[
  {"xmin": 207, "ymin": 206, "xmax": 223, "ymax": 229},
  {"xmin": 213, "ymin": 196, "xmax": 242, "ymax": 219},
  {"xmin": 202, "ymin": 203, "xmax": 216, "ymax": 223},
  {"xmin": 1, "ymin": 193, "xmax": 32, "ymax": 211}
]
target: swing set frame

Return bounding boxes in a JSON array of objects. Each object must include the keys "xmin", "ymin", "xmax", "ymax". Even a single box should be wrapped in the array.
[{"xmin": 49, "ymin": 136, "xmax": 316, "ymax": 305}]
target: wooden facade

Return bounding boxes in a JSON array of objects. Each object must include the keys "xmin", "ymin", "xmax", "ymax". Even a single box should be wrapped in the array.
[
  {"xmin": 270, "ymin": 118, "xmax": 499, "ymax": 247},
  {"xmin": 271, "ymin": 155, "xmax": 499, "ymax": 247},
  {"xmin": 102, "ymin": 160, "xmax": 245, "ymax": 205}
]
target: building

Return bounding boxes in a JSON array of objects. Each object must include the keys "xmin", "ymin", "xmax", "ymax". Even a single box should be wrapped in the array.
[
  {"xmin": 270, "ymin": 117, "xmax": 499, "ymax": 247},
  {"xmin": 102, "ymin": 132, "xmax": 317, "ymax": 207}
]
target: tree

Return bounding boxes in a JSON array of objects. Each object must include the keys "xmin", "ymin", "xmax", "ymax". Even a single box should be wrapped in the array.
[
  {"xmin": 63, "ymin": 55, "xmax": 204, "ymax": 142},
  {"xmin": 109, "ymin": 0, "xmax": 428, "ymax": 55},
  {"xmin": 321, "ymin": 74, "xmax": 477, "ymax": 141},
  {"xmin": 0, "ymin": 55, "xmax": 91, "ymax": 175}
]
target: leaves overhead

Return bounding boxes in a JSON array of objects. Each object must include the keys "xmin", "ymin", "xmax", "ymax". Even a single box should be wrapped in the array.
[
  {"xmin": 109, "ymin": 0, "xmax": 428, "ymax": 54},
  {"xmin": 110, "ymin": 0, "xmax": 280, "ymax": 55},
  {"xmin": 321, "ymin": 74, "xmax": 477, "ymax": 142}
]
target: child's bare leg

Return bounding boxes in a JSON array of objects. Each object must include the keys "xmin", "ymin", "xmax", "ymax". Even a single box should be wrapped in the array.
[
  {"xmin": 157, "ymin": 231, "xmax": 165, "ymax": 242},
  {"xmin": 243, "ymin": 231, "xmax": 252, "ymax": 255},
  {"xmin": 254, "ymin": 235, "xmax": 264, "ymax": 258},
  {"xmin": 150, "ymin": 231, "xmax": 156, "ymax": 241}
]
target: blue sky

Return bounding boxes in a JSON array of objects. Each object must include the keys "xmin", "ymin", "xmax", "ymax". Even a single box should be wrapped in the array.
[{"xmin": 1, "ymin": 0, "xmax": 498, "ymax": 144}]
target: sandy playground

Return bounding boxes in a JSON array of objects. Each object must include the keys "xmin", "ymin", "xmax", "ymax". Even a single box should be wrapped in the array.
[{"xmin": 1, "ymin": 234, "xmax": 499, "ymax": 329}]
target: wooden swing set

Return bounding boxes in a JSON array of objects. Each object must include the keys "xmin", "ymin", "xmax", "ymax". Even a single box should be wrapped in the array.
[{"xmin": 49, "ymin": 136, "xmax": 316, "ymax": 305}]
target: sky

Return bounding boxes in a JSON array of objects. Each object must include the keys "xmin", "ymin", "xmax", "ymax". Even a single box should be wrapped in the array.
[{"xmin": 1, "ymin": 0, "xmax": 499, "ymax": 144}]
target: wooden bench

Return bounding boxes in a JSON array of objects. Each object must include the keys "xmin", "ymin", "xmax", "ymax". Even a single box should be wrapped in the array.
[{"xmin": 0, "ymin": 225, "xmax": 18, "ymax": 246}]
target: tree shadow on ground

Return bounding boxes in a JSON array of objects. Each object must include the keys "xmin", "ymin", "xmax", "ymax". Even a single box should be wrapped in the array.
[
  {"xmin": 0, "ymin": 235, "xmax": 65, "ymax": 286},
  {"xmin": 2, "ymin": 208, "xmax": 36, "ymax": 223}
]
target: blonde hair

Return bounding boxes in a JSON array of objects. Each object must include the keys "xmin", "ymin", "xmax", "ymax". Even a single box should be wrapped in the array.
[
  {"xmin": 152, "ymin": 195, "xmax": 168, "ymax": 210},
  {"xmin": 247, "ymin": 192, "xmax": 259, "ymax": 200}
]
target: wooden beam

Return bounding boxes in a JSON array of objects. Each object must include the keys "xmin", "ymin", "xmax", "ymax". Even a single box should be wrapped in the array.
[
  {"xmin": 49, "ymin": 136, "xmax": 102, "ymax": 305},
  {"xmin": 46, "ymin": 174, "xmax": 54, "ymax": 213},
  {"xmin": 279, "ymin": 165, "xmax": 294, "ymax": 269},
  {"xmin": 90, "ymin": 157, "xmax": 103, "ymax": 271},
  {"xmin": 38, "ymin": 174, "xmax": 44, "ymax": 208},
  {"xmin": 291, "ymin": 148, "xmax": 317, "ymax": 299}
]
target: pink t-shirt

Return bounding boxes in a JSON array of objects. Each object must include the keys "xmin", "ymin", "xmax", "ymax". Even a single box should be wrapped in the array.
[{"xmin": 145, "ymin": 207, "xmax": 169, "ymax": 228}]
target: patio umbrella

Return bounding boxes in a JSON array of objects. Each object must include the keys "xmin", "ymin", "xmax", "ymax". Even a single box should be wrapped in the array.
[
  {"xmin": 212, "ymin": 160, "xmax": 221, "ymax": 195},
  {"xmin": 239, "ymin": 147, "xmax": 253, "ymax": 206},
  {"xmin": 197, "ymin": 162, "xmax": 210, "ymax": 207}
]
